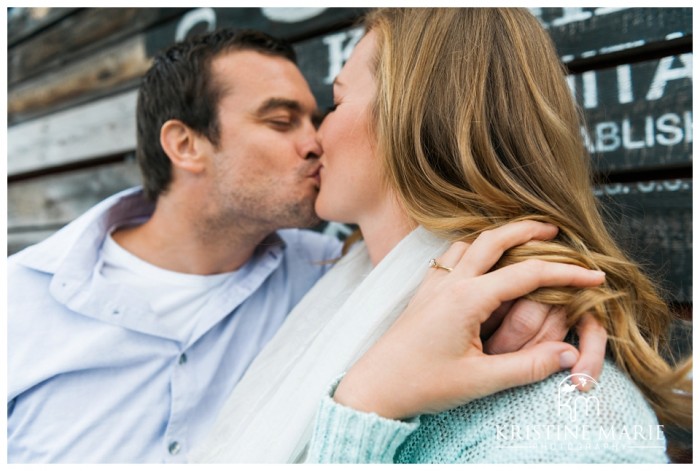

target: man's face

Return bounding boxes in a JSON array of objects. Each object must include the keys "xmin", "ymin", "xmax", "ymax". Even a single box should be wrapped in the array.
[{"xmin": 201, "ymin": 50, "xmax": 323, "ymax": 233}]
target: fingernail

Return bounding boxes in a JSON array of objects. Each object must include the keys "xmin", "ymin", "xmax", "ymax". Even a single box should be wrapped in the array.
[
  {"xmin": 576, "ymin": 372, "xmax": 593, "ymax": 392},
  {"xmin": 559, "ymin": 350, "xmax": 577, "ymax": 369}
]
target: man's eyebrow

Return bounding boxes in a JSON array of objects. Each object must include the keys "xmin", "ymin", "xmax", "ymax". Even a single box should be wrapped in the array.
[{"xmin": 255, "ymin": 98, "xmax": 302, "ymax": 115}]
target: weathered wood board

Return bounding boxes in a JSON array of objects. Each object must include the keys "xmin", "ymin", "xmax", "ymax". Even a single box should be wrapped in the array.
[{"xmin": 8, "ymin": 90, "xmax": 138, "ymax": 177}]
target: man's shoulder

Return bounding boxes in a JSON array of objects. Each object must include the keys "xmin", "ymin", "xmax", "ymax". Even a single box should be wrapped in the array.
[
  {"xmin": 404, "ymin": 359, "xmax": 666, "ymax": 463},
  {"xmin": 277, "ymin": 228, "xmax": 343, "ymax": 259},
  {"xmin": 445, "ymin": 359, "xmax": 658, "ymax": 428},
  {"xmin": 277, "ymin": 227, "xmax": 338, "ymax": 245},
  {"xmin": 9, "ymin": 187, "xmax": 147, "ymax": 273}
]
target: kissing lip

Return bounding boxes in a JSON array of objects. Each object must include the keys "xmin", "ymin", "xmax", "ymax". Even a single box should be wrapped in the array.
[
  {"xmin": 306, "ymin": 163, "xmax": 321, "ymax": 178},
  {"xmin": 307, "ymin": 165, "xmax": 322, "ymax": 186}
]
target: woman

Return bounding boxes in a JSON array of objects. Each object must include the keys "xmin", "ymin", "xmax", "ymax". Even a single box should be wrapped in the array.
[
  {"xmin": 305, "ymin": 8, "xmax": 692, "ymax": 462},
  {"xmin": 194, "ymin": 8, "xmax": 690, "ymax": 463}
]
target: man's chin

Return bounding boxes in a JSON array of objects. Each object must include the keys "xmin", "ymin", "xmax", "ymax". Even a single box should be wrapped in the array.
[
  {"xmin": 297, "ymin": 213, "xmax": 323, "ymax": 229},
  {"xmin": 278, "ymin": 203, "xmax": 321, "ymax": 230}
]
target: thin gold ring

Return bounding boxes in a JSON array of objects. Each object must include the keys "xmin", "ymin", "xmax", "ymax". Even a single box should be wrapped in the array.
[{"xmin": 429, "ymin": 258, "xmax": 453, "ymax": 272}]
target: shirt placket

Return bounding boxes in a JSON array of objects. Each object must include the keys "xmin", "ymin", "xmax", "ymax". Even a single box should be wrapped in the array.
[{"xmin": 163, "ymin": 348, "xmax": 192, "ymax": 463}]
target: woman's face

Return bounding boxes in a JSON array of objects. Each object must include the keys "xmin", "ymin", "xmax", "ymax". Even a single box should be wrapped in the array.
[{"xmin": 316, "ymin": 31, "xmax": 386, "ymax": 224}]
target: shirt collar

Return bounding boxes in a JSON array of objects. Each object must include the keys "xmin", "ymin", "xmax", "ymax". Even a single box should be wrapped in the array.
[
  {"xmin": 12, "ymin": 186, "xmax": 293, "ymax": 341},
  {"xmin": 12, "ymin": 187, "xmax": 153, "ymax": 275}
]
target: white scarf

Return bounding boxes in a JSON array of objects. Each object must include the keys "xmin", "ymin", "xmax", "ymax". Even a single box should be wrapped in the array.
[{"xmin": 191, "ymin": 226, "xmax": 449, "ymax": 463}]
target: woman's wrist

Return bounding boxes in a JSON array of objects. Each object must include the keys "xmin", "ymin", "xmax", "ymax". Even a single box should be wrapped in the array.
[
  {"xmin": 331, "ymin": 348, "xmax": 422, "ymax": 420},
  {"xmin": 332, "ymin": 368, "xmax": 397, "ymax": 417}
]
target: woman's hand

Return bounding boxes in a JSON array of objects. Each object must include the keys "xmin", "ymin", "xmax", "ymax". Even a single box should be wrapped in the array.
[{"xmin": 332, "ymin": 221, "xmax": 606, "ymax": 419}]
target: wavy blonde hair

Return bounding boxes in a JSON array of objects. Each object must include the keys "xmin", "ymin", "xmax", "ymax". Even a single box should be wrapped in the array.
[{"xmin": 366, "ymin": 8, "xmax": 691, "ymax": 429}]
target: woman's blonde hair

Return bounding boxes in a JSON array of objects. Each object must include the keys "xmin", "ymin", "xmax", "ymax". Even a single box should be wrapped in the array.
[{"xmin": 366, "ymin": 8, "xmax": 691, "ymax": 429}]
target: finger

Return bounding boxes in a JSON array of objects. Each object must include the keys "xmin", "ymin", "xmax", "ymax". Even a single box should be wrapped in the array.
[
  {"xmin": 480, "ymin": 300, "xmax": 514, "ymax": 340},
  {"xmin": 570, "ymin": 313, "xmax": 608, "ymax": 391},
  {"xmin": 429, "ymin": 241, "xmax": 469, "ymax": 273},
  {"xmin": 519, "ymin": 306, "xmax": 568, "ymax": 349},
  {"xmin": 474, "ymin": 261, "xmax": 605, "ymax": 323},
  {"xmin": 453, "ymin": 221, "xmax": 559, "ymax": 277},
  {"xmin": 483, "ymin": 299, "xmax": 549, "ymax": 354},
  {"xmin": 470, "ymin": 342, "xmax": 579, "ymax": 396}
]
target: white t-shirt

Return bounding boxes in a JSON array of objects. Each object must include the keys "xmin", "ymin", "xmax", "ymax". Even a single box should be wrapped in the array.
[{"xmin": 99, "ymin": 231, "xmax": 238, "ymax": 345}]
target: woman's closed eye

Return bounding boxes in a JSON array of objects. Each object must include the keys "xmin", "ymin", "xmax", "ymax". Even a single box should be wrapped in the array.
[
  {"xmin": 324, "ymin": 103, "xmax": 338, "ymax": 117},
  {"xmin": 319, "ymin": 104, "xmax": 338, "ymax": 124}
]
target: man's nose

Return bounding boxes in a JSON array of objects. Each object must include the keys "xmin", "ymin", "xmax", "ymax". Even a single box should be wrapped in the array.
[{"xmin": 301, "ymin": 126, "xmax": 322, "ymax": 160}]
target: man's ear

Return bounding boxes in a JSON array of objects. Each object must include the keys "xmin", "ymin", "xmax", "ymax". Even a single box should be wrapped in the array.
[{"xmin": 160, "ymin": 119, "xmax": 207, "ymax": 174}]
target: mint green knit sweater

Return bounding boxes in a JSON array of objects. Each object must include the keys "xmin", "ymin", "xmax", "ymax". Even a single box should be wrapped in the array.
[{"xmin": 307, "ymin": 359, "xmax": 668, "ymax": 463}]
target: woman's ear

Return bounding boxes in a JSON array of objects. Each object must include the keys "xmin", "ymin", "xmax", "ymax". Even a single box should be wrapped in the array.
[{"xmin": 160, "ymin": 119, "xmax": 207, "ymax": 174}]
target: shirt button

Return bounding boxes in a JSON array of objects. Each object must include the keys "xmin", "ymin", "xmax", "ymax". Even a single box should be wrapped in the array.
[
  {"xmin": 168, "ymin": 441, "xmax": 181, "ymax": 455},
  {"xmin": 179, "ymin": 353, "xmax": 188, "ymax": 365}
]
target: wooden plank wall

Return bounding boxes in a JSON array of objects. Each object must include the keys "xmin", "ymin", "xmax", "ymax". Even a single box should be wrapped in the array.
[{"xmin": 5, "ymin": 6, "xmax": 694, "ymax": 461}]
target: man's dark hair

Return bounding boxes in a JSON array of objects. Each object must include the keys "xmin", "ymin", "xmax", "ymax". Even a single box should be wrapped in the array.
[{"xmin": 136, "ymin": 29, "xmax": 297, "ymax": 201}]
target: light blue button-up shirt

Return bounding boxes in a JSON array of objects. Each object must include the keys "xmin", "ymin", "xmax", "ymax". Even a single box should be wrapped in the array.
[{"xmin": 7, "ymin": 188, "xmax": 341, "ymax": 463}]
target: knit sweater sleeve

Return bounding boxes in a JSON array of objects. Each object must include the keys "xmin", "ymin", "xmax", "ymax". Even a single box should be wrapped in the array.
[{"xmin": 305, "ymin": 376, "xmax": 420, "ymax": 463}]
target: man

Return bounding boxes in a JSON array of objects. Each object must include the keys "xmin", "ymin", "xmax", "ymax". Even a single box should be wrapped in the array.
[
  {"xmin": 7, "ymin": 28, "xmax": 605, "ymax": 463},
  {"xmin": 8, "ymin": 29, "xmax": 341, "ymax": 463}
]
